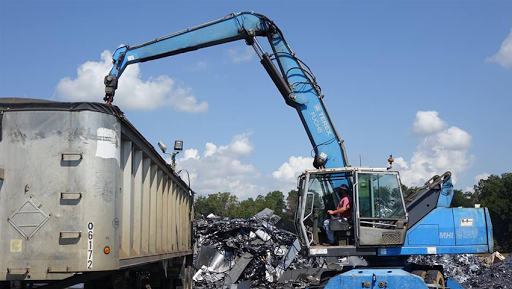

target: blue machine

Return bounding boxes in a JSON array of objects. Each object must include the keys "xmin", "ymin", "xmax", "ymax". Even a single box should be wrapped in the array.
[
  {"xmin": 298, "ymin": 169, "xmax": 493, "ymax": 288},
  {"xmin": 323, "ymin": 269, "xmax": 465, "ymax": 289},
  {"xmin": 103, "ymin": 12, "xmax": 493, "ymax": 289}
]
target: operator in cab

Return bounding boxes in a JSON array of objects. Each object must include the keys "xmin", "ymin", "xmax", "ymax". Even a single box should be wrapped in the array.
[{"xmin": 323, "ymin": 184, "xmax": 352, "ymax": 245}]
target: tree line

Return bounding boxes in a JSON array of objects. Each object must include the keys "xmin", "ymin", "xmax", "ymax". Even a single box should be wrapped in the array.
[
  {"xmin": 194, "ymin": 190, "xmax": 297, "ymax": 220},
  {"xmin": 453, "ymin": 173, "xmax": 511, "ymax": 252},
  {"xmin": 195, "ymin": 173, "xmax": 511, "ymax": 252}
]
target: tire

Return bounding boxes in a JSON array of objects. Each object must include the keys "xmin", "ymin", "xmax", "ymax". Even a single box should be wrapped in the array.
[
  {"xmin": 424, "ymin": 270, "xmax": 445, "ymax": 289},
  {"xmin": 411, "ymin": 270, "xmax": 426, "ymax": 280}
]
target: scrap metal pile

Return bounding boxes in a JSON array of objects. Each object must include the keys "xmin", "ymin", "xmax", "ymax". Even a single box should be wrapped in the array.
[
  {"xmin": 410, "ymin": 253, "xmax": 512, "ymax": 288},
  {"xmin": 193, "ymin": 209, "xmax": 323, "ymax": 288},
  {"xmin": 463, "ymin": 254, "xmax": 512, "ymax": 289},
  {"xmin": 409, "ymin": 254, "xmax": 484, "ymax": 284}
]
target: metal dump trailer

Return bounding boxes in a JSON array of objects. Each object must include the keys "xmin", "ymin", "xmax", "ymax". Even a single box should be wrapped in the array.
[{"xmin": 0, "ymin": 98, "xmax": 194, "ymax": 289}]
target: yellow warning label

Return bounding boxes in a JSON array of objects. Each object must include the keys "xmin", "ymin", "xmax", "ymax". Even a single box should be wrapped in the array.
[{"xmin": 10, "ymin": 239, "xmax": 22, "ymax": 253}]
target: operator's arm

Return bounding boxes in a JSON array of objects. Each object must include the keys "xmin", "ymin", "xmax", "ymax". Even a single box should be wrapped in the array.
[{"xmin": 328, "ymin": 206, "xmax": 348, "ymax": 215}]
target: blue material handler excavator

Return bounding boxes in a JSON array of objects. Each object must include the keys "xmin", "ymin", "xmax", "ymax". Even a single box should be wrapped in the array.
[{"xmin": 104, "ymin": 12, "xmax": 493, "ymax": 289}]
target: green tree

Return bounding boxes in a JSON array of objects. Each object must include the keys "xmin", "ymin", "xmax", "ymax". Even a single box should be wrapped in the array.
[
  {"xmin": 250, "ymin": 195, "xmax": 267, "ymax": 213},
  {"xmin": 194, "ymin": 192, "xmax": 239, "ymax": 218},
  {"xmin": 451, "ymin": 189, "xmax": 477, "ymax": 208},
  {"xmin": 238, "ymin": 198, "xmax": 257, "ymax": 219},
  {"xmin": 194, "ymin": 191, "xmax": 288, "ymax": 219},
  {"xmin": 265, "ymin": 190, "xmax": 286, "ymax": 217},
  {"xmin": 401, "ymin": 184, "xmax": 420, "ymax": 201},
  {"xmin": 474, "ymin": 173, "xmax": 512, "ymax": 252},
  {"xmin": 284, "ymin": 190, "xmax": 298, "ymax": 220},
  {"xmin": 194, "ymin": 195, "xmax": 210, "ymax": 217}
]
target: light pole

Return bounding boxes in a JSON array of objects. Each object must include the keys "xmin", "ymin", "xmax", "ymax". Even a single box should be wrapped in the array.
[
  {"xmin": 158, "ymin": 140, "xmax": 183, "ymax": 171},
  {"xmin": 158, "ymin": 141, "xmax": 192, "ymax": 194}
]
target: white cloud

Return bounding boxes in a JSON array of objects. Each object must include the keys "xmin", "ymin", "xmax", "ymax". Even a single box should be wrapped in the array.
[
  {"xmin": 411, "ymin": 111, "xmax": 447, "ymax": 135},
  {"xmin": 182, "ymin": 149, "xmax": 200, "ymax": 160},
  {"xmin": 393, "ymin": 157, "xmax": 409, "ymax": 170},
  {"xmin": 272, "ymin": 156, "xmax": 314, "ymax": 193},
  {"xmin": 54, "ymin": 50, "xmax": 208, "ymax": 112},
  {"xmin": 395, "ymin": 111, "xmax": 474, "ymax": 187},
  {"xmin": 172, "ymin": 132, "xmax": 312, "ymax": 199},
  {"xmin": 175, "ymin": 132, "xmax": 261, "ymax": 199},
  {"xmin": 475, "ymin": 172, "xmax": 490, "ymax": 182},
  {"xmin": 486, "ymin": 28, "xmax": 512, "ymax": 69},
  {"xmin": 465, "ymin": 172, "xmax": 491, "ymax": 192},
  {"xmin": 226, "ymin": 46, "xmax": 254, "ymax": 64},
  {"xmin": 204, "ymin": 142, "xmax": 217, "ymax": 157},
  {"xmin": 433, "ymin": 127, "xmax": 472, "ymax": 150},
  {"xmin": 272, "ymin": 156, "xmax": 314, "ymax": 182},
  {"xmin": 228, "ymin": 132, "xmax": 253, "ymax": 156}
]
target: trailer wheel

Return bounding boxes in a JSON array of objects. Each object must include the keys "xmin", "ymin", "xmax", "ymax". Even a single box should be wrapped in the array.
[
  {"xmin": 424, "ymin": 270, "xmax": 445, "ymax": 289},
  {"xmin": 411, "ymin": 270, "xmax": 426, "ymax": 280}
]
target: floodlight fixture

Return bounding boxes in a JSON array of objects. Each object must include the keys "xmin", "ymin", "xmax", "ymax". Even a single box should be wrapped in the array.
[
  {"xmin": 157, "ymin": 140, "xmax": 184, "ymax": 171},
  {"xmin": 158, "ymin": 141, "xmax": 167, "ymax": 153},
  {"xmin": 174, "ymin": 140, "xmax": 183, "ymax": 151}
]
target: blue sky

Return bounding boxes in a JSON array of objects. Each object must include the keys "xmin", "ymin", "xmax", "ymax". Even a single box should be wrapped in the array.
[{"xmin": 1, "ymin": 0, "xmax": 511, "ymax": 198}]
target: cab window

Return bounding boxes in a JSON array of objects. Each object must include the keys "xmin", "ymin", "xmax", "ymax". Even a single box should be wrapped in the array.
[{"xmin": 358, "ymin": 173, "xmax": 405, "ymax": 218}]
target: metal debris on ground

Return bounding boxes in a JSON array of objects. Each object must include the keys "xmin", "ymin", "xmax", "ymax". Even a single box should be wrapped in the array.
[
  {"xmin": 409, "ymin": 254, "xmax": 486, "ymax": 284},
  {"xmin": 485, "ymin": 251, "xmax": 506, "ymax": 265},
  {"xmin": 410, "ymin": 253, "xmax": 512, "ymax": 288},
  {"xmin": 193, "ymin": 209, "xmax": 324, "ymax": 288},
  {"xmin": 463, "ymin": 255, "xmax": 512, "ymax": 289}
]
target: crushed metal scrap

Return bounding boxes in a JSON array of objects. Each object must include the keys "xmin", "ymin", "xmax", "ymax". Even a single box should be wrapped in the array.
[
  {"xmin": 463, "ymin": 255, "xmax": 512, "ymax": 289},
  {"xmin": 193, "ymin": 209, "xmax": 325, "ymax": 288},
  {"xmin": 408, "ymin": 254, "xmax": 485, "ymax": 284},
  {"xmin": 409, "ymin": 253, "xmax": 511, "ymax": 288}
]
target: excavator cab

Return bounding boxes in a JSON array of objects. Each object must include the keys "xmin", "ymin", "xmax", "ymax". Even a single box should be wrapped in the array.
[{"xmin": 295, "ymin": 168, "xmax": 408, "ymax": 255}]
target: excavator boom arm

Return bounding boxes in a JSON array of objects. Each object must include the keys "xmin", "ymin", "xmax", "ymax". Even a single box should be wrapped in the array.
[{"xmin": 104, "ymin": 12, "xmax": 348, "ymax": 168}]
